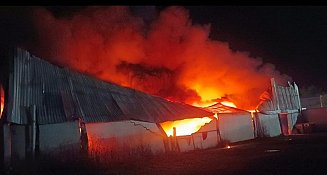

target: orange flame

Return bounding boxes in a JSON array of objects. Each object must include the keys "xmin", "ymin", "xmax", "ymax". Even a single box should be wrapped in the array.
[
  {"xmin": 193, "ymin": 100, "xmax": 237, "ymax": 108},
  {"xmin": 160, "ymin": 117, "xmax": 212, "ymax": 136},
  {"xmin": 221, "ymin": 101, "xmax": 237, "ymax": 108},
  {"xmin": 0, "ymin": 86, "xmax": 4, "ymax": 118},
  {"xmin": 0, "ymin": 97, "xmax": 3, "ymax": 117},
  {"xmin": 192, "ymin": 101, "xmax": 217, "ymax": 108},
  {"xmin": 32, "ymin": 6, "xmax": 291, "ymax": 110}
]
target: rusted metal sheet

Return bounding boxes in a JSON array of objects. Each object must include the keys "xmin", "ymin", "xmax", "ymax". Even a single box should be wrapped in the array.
[{"xmin": 6, "ymin": 48, "xmax": 213, "ymax": 124}]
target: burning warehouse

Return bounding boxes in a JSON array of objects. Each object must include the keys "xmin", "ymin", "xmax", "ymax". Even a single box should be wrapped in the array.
[
  {"xmin": 0, "ymin": 47, "xmax": 302, "ymax": 167},
  {"xmin": 1, "ymin": 45, "xmax": 306, "ymax": 164},
  {"xmin": 0, "ymin": 48, "xmax": 216, "ymax": 165},
  {"xmin": 0, "ymin": 7, "xmax": 304, "ymax": 167}
]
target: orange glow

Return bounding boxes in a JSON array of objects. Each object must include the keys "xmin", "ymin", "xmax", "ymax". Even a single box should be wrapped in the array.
[
  {"xmin": 193, "ymin": 86, "xmax": 222, "ymax": 102},
  {"xmin": 193, "ymin": 100, "xmax": 237, "ymax": 109},
  {"xmin": 0, "ymin": 86, "xmax": 4, "ymax": 117},
  {"xmin": 33, "ymin": 6, "xmax": 291, "ymax": 110},
  {"xmin": 221, "ymin": 101, "xmax": 237, "ymax": 108},
  {"xmin": 192, "ymin": 101, "xmax": 217, "ymax": 108},
  {"xmin": 160, "ymin": 117, "xmax": 213, "ymax": 136},
  {"xmin": 0, "ymin": 96, "xmax": 3, "ymax": 116}
]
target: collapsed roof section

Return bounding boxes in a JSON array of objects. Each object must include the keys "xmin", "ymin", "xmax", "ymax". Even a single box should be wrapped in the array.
[
  {"xmin": 4, "ymin": 48, "xmax": 213, "ymax": 125},
  {"xmin": 204, "ymin": 102, "xmax": 249, "ymax": 114}
]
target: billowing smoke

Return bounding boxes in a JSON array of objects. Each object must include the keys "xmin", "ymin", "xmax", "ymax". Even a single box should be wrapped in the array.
[{"xmin": 29, "ymin": 6, "xmax": 291, "ymax": 109}]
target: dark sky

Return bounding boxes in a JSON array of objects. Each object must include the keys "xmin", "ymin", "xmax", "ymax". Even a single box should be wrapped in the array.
[{"xmin": 1, "ymin": 6, "xmax": 327, "ymax": 94}]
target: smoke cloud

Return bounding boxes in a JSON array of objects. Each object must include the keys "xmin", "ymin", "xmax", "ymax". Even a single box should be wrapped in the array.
[{"xmin": 28, "ymin": 6, "xmax": 291, "ymax": 109}]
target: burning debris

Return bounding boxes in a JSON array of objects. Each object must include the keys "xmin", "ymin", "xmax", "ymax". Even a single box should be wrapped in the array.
[{"xmin": 27, "ymin": 6, "xmax": 291, "ymax": 110}]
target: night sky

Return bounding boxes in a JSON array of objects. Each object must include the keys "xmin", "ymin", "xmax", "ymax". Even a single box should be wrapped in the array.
[{"xmin": 1, "ymin": 6, "xmax": 327, "ymax": 95}]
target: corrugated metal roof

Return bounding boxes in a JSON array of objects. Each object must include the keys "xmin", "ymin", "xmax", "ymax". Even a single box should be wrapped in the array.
[{"xmin": 6, "ymin": 48, "xmax": 213, "ymax": 124}]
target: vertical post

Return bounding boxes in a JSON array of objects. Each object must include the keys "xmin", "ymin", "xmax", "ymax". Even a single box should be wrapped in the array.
[
  {"xmin": 251, "ymin": 112, "xmax": 257, "ymax": 138},
  {"xmin": 170, "ymin": 127, "xmax": 177, "ymax": 152},
  {"xmin": 169, "ymin": 136, "xmax": 173, "ymax": 152},
  {"xmin": 31, "ymin": 105, "xmax": 36, "ymax": 159},
  {"xmin": 320, "ymin": 95, "xmax": 323, "ymax": 107},
  {"xmin": 215, "ymin": 116, "xmax": 222, "ymax": 145},
  {"xmin": 79, "ymin": 119, "xmax": 88, "ymax": 157},
  {"xmin": 156, "ymin": 123, "xmax": 170, "ymax": 152},
  {"xmin": 173, "ymin": 127, "xmax": 176, "ymax": 138},
  {"xmin": 172, "ymin": 127, "xmax": 180, "ymax": 152},
  {"xmin": 172, "ymin": 127, "xmax": 176, "ymax": 151},
  {"xmin": 191, "ymin": 134, "xmax": 196, "ymax": 150}
]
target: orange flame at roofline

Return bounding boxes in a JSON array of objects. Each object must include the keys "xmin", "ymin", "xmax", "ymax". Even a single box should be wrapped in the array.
[
  {"xmin": 0, "ymin": 86, "xmax": 4, "ymax": 118},
  {"xmin": 192, "ymin": 101, "xmax": 217, "ymax": 108},
  {"xmin": 160, "ymin": 117, "xmax": 213, "ymax": 136},
  {"xmin": 221, "ymin": 101, "xmax": 237, "ymax": 108},
  {"xmin": 193, "ymin": 100, "xmax": 237, "ymax": 108}
]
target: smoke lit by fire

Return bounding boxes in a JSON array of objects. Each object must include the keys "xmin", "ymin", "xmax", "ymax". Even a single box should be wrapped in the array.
[
  {"xmin": 29, "ymin": 6, "xmax": 291, "ymax": 110},
  {"xmin": 160, "ymin": 117, "xmax": 213, "ymax": 136}
]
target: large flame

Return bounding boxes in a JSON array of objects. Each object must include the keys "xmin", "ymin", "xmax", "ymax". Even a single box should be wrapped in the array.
[
  {"xmin": 192, "ymin": 101, "xmax": 217, "ymax": 108},
  {"xmin": 29, "ymin": 6, "xmax": 291, "ymax": 110},
  {"xmin": 193, "ymin": 99, "xmax": 237, "ymax": 108},
  {"xmin": 160, "ymin": 117, "xmax": 212, "ymax": 136},
  {"xmin": 221, "ymin": 101, "xmax": 237, "ymax": 108}
]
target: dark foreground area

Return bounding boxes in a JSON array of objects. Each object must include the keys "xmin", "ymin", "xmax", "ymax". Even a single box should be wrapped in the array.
[{"xmin": 5, "ymin": 133, "xmax": 327, "ymax": 175}]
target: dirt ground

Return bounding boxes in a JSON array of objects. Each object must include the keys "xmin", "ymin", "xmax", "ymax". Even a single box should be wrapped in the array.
[
  {"xmin": 7, "ymin": 133, "xmax": 327, "ymax": 175},
  {"xmin": 108, "ymin": 133, "xmax": 327, "ymax": 175}
]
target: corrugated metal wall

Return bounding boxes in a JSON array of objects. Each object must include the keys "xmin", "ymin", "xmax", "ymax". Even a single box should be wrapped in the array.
[{"xmin": 257, "ymin": 78, "xmax": 301, "ymax": 113}]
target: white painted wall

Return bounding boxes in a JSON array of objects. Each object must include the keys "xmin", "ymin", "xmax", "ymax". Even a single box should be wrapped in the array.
[
  {"xmin": 39, "ymin": 121, "xmax": 80, "ymax": 154},
  {"xmin": 177, "ymin": 119, "xmax": 219, "ymax": 152},
  {"xmin": 193, "ymin": 119, "xmax": 219, "ymax": 149},
  {"xmin": 85, "ymin": 120, "xmax": 165, "ymax": 156},
  {"xmin": 192, "ymin": 131, "xmax": 218, "ymax": 150},
  {"xmin": 255, "ymin": 113, "xmax": 281, "ymax": 137},
  {"xmin": 218, "ymin": 112, "xmax": 255, "ymax": 143},
  {"xmin": 177, "ymin": 136, "xmax": 194, "ymax": 152}
]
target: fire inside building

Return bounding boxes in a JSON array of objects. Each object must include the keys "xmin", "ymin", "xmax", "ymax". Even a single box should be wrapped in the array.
[{"xmin": 0, "ymin": 48, "xmax": 301, "ymax": 166}]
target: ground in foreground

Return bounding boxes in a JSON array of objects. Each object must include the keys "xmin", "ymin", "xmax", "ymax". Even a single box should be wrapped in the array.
[{"xmin": 7, "ymin": 133, "xmax": 327, "ymax": 175}]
